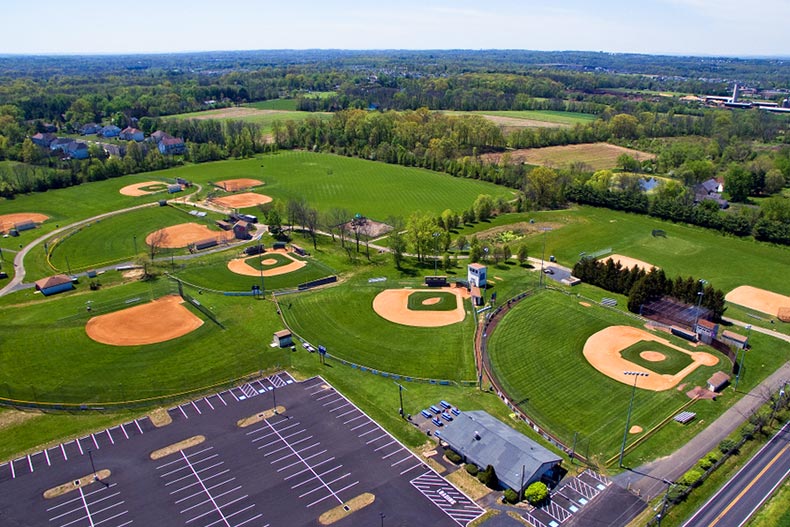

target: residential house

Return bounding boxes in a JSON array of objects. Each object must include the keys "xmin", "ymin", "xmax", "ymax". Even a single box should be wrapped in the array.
[
  {"xmin": 66, "ymin": 141, "xmax": 89, "ymax": 160},
  {"xmin": 80, "ymin": 123, "xmax": 101, "ymax": 135},
  {"xmin": 50, "ymin": 137, "xmax": 72, "ymax": 153},
  {"xmin": 100, "ymin": 125, "xmax": 121, "ymax": 138},
  {"xmin": 694, "ymin": 178, "xmax": 729, "ymax": 209},
  {"xmin": 31, "ymin": 132, "xmax": 57, "ymax": 147},
  {"xmin": 120, "ymin": 127, "xmax": 144, "ymax": 142},
  {"xmin": 101, "ymin": 143, "xmax": 126, "ymax": 158},
  {"xmin": 149, "ymin": 130, "xmax": 170, "ymax": 144},
  {"xmin": 158, "ymin": 136, "xmax": 186, "ymax": 155},
  {"xmin": 41, "ymin": 123, "xmax": 57, "ymax": 133}
]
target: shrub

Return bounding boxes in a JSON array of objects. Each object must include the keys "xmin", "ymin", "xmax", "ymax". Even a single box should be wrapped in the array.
[
  {"xmin": 524, "ymin": 482, "xmax": 549, "ymax": 505},
  {"xmin": 465, "ymin": 463, "xmax": 478, "ymax": 476},
  {"xmin": 697, "ymin": 453, "xmax": 719, "ymax": 470},
  {"xmin": 718, "ymin": 438, "xmax": 738, "ymax": 455},
  {"xmin": 445, "ymin": 449, "xmax": 462, "ymax": 464},
  {"xmin": 504, "ymin": 488, "xmax": 519, "ymax": 504},
  {"xmin": 477, "ymin": 464, "xmax": 498, "ymax": 488},
  {"xmin": 678, "ymin": 468, "xmax": 704, "ymax": 488}
]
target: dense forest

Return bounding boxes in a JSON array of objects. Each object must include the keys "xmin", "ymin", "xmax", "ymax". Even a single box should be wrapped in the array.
[{"xmin": 1, "ymin": 49, "xmax": 790, "ymax": 245}]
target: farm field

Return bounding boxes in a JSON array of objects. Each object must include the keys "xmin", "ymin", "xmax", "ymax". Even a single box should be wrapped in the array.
[
  {"xmin": 148, "ymin": 151, "xmax": 515, "ymax": 218},
  {"xmin": 481, "ymin": 142, "xmax": 655, "ymax": 171},
  {"xmin": 0, "ymin": 278, "xmax": 290, "ymax": 405},
  {"xmin": 486, "ymin": 289, "xmax": 789, "ymax": 464},
  {"xmin": 281, "ymin": 279, "xmax": 477, "ymax": 381},
  {"xmin": 167, "ymin": 107, "xmax": 331, "ymax": 131},
  {"xmin": 444, "ymin": 109, "xmax": 597, "ymax": 128}
]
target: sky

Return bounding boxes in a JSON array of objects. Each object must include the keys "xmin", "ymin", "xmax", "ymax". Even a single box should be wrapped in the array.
[{"xmin": 2, "ymin": 0, "xmax": 788, "ymax": 57}]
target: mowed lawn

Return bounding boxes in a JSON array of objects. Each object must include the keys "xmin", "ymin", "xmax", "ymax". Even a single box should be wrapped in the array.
[
  {"xmin": 150, "ymin": 151, "xmax": 515, "ymax": 218},
  {"xmin": 48, "ymin": 205, "xmax": 224, "ymax": 274},
  {"xmin": 282, "ymin": 281, "xmax": 477, "ymax": 381},
  {"xmin": 445, "ymin": 110, "xmax": 597, "ymax": 128},
  {"xmin": 487, "ymin": 290, "xmax": 723, "ymax": 462},
  {"xmin": 167, "ymin": 107, "xmax": 331, "ymax": 132},
  {"xmin": 0, "ymin": 280, "xmax": 290, "ymax": 405}
]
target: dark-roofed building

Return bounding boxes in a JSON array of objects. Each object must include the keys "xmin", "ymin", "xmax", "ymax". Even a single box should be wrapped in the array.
[
  {"xmin": 158, "ymin": 136, "xmax": 186, "ymax": 155},
  {"xmin": 707, "ymin": 372, "xmax": 730, "ymax": 393},
  {"xmin": 694, "ymin": 178, "xmax": 729, "ymax": 209},
  {"xmin": 149, "ymin": 130, "xmax": 170, "ymax": 143},
  {"xmin": 66, "ymin": 141, "xmax": 89, "ymax": 159},
  {"xmin": 80, "ymin": 123, "xmax": 101, "ymax": 135},
  {"xmin": 100, "ymin": 125, "xmax": 121, "ymax": 138},
  {"xmin": 439, "ymin": 411, "xmax": 562, "ymax": 493},
  {"xmin": 31, "ymin": 132, "xmax": 57, "ymax": 147},
  {"xmin": 35, "ymin": 274, "xmax": 74, "ymax": 296},
  {"xmin": 694, "ymin": 318, "xmax": 719, "ymax": 344}
]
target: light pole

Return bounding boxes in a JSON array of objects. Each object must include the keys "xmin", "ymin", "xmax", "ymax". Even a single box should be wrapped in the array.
[
  {"xmin": 258, "ymin": 241, "xmax": 265, "ymax": 299},
  {"xmin": 133, "ymin": 235, "xmax": 138, "ymax": 256},
  {"xmin": 394, "ymin": 381, "xmax": 406, "ymax": 418},
  {"xmin": 734, "ymin": 329, "xmax": 750, "ymax": 391},
  {"xmin": 539, "ymin": 227, "xmax": 550, "ymax": 288},
  {"xmin": 432, "ymin": 232, "xmax": 441, "ymax": 274},
  {"xmin": 692, "ymin": 279, "xmax": 707, "ymax": 331},
  {"xmin": 619, "ymin": 371, "xmax": 649, "ymax": 468}
]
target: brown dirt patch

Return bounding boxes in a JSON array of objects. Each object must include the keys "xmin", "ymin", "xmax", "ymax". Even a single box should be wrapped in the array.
[
  {"xmin": 85, "ymin": 295, "xmax": 204, "ymax": 346},
  {"xmin": 212, "ymin": 192, "xmax": 272, "ymax": 208},
  {"xmin": 146, "ymin": 222, "xmax": 233, "ymax": 248},
  {"xmin": 446, "ymin": 467, "xmax": 493, "ymax": 500},
  {"xmin": 372, "ymin": 288, "xmax": 466, "ymax": 327},
  {"xmin": 150, "ymin": 435, "xmax": 206, "ymax": 460},
  {"xmin": 236, "ymin": 406, "xmax": 286, "ymax": 428},
  {"xmin": 640, "ymin": 351, "xmax": 666, "ymax": 362},
  {"xmin": 473, "ymin": 221, "xmax": 562, "ymax": 243},
  {"xmin": 43, "ymin": 470, "xmax": 112, "ymax": 499},
  {"xmin": 687, "ymin": 386, "xmax": 718, "ymax": 400},
  {"xmin": 215, "ymin": 178, "xmax": 263, "ymax": 191},
  {"xmin": 481, "ymin": 143, "xmax": 655, "ymax": 171},
  {"xmin": 121, "ymin": 268, "xmax": 145, "ymax": 280},
  {"xmin": 583, "ymin": 325, "xmax": 718, "ymax": 391},
  {"xmin": 677, "ymin": 383, "xmax": 687, "ymax": 392},
  {"xmin": 579, "ymin": 301, "xmax": 591, "ymax": 307},
  {"xmin": 603, "ymin": 254, "xmax": 658, "ymax": 271},
  {"xmin": 149, "ymin": 408, "xmax": 172, "ymax": 427},
  {"xmin": 479, "ymin": 114, "xmax": 570, "ymax": 129},
  {"xmin": 0, "ymin": 212, "xmax": 49, "ymax": 233},
  {"xmin": 119, "ymin": 181, "xmax": 166, "ymax": 196},
  {"xmin": 629, "ymin": 425, "xmax": 643, "ymax": 434},
  {"xmin": 227, "ymin": 251, "xmax": 306, "ymax": 277},
  {"xmin": 318, "ymin": 493, "xmax": 375, "ymax": 525},
  {"xmin": 190, "ymin": 107, "xmax": 297, "ymax": 120},
  {"xmin": 0, "ymin": 410, "xmax": 39, "ymax": 431},
  {"xmin": 422, "ymin": 297, "xmax": 442, "ymax": 306},
  {"xmin": 726, "ymin": 285, "xmax": 790, "ymax": 317}
]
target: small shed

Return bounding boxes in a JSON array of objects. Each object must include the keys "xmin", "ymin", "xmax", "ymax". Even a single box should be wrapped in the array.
[
  {"xmin": 233, "ymin": 221, "xmax": 252, "ymax": 240},
  {"xmin": 292, "ymin": 244, "xmax": 307, "ymax": 256},
  {"xmin": 193, "ymin": 238, "xmax": 219, "ymax": 251},
  {"xmin": 273, "ymin": 241, "xmax": 287, "ymax": 250},
  {"xmin": 35, "ymin": 274, "xmax": 74, "ymax": 296},
  {"xmin": 215, "ymin": 220, "xmax": 233, "ymax": 231},
  {"xmin": 15, "ymin": 220, "xmax": 37, "ymax": 232},
  {"xmin": 167, "ymin": 184, "xmax": 182, "ymax": 194},
  {"xmin": 721, "ymin": 330, "xmax": 749, "ymax": 350},
  {"xmin": 470, "ymin": 286, "xmax": 484, "ymax": 307},
  {"xmin": 707, "ymin": 372, "xmax": 731, "ymax": 393},
  {"xmin": 695, "ymin": 319, "xmax": 719, "ymax": 344},
  {"xmin": 467, "ymin": 263, "xmax": 487, "ymax": 288},
  {"xmin": 272, "ymin": 330, "xmax": 293, "ymax": 348}
]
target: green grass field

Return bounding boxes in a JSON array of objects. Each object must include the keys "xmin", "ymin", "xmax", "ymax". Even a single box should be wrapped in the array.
[
  {"xmin": 473, "ymin": 110, "xmax": 597, "ymax": 125},
  {"xmin": 619, "ymin": 340, "xmax": 693, "ymax": 375},
  {"xmin": 487, "ymin": 290, "xmax": 731, "ymax": 462},
  {"xmin": 47, "ymin": 205, "xmax": 224, "ymax": 275},
  {"xmin": 282, "ymin": 280, "xmax": 476, "ymax": 381},
  {"xmin": 0, "ymin": 278, "xmax": 290, "ymax": 405},
  {"xmin": 407, "ymin": 291, "xmax": 458, "ymax": 311},
  {"xmin": 167, "ymin": 107, "xmax": 331, "ymax": 132},
  {"xmin": 244, "ymin": 99, "xmax": 299, "ymax": 111},
  {"xmin": 246, "ymin": 252, "xmax": 298, "ymax": 271}
]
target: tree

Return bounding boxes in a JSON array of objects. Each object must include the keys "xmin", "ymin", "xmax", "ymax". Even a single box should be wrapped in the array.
[
  {"xmin": 517, "ymin": 244, "xmax": 528, "ymax": 266},
  {"xmin": 473, "ymin": 194, "xmax": 494, "ymax": 222},
  {"xmin": 525, "ymin": 166, "xmax": 565, "ymax": 209},
  {"xmin": 617, "ymin": 154, "xmax": 641, "ymax": 173},
  {"xmin": 304, "ymin": 207, "xmax": 319, "ymax": 250},
  {"xmin": 724, "ymin": 164, "xmax": 753, "ymax": 202},
  {"xmin": 609, "ymin": 113, "xmax": 640, "ymax": 139},
  {"xmin": 442, "ymin": 252, "xmax": 451, "ymax": 270},
  {"xmin": 21, "ymin": 138, "xmax": 42, "ymax": 164},
  {"xmin": 148, "ymin": 228, "xmax": 168, "ymax": 263},
  {"xmin": 477, "ymin": 464, "xmax": 497, "ymax": 488},
  {"xmin": 455, "ymin": 235, "xmax": 468, "ymax": 253},
  {"xmin": 764, "ymin": 169, "xmax": 785, "ymax": 195},
  {"xmin": 524, "ymin": 482, "xmax": 548, "ymax": 504},
  {"xmin": 389, "ymin": 228, "xmax": 407, "ymax": 270},
  {"xmin": 502, "ymin": 244, "xmax": 512, "ymax": 262}
]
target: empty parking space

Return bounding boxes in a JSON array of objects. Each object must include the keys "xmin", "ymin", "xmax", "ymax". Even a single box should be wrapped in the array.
[{"xmin": 0, "ymin": 373, "xmax": 471, "ymax": 526}]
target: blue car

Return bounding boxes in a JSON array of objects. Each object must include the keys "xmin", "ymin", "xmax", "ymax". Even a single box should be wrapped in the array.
[
  {"xmin": 451, "ymin": 408, "xmax": 461, "ymax": 416},
  {"xmin": 429, "ymin": 405, "xmax": 441, "ymax": 414}
]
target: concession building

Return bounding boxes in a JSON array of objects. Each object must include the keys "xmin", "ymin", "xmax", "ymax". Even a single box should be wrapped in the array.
[{"xmin": 440, "ymin": 410, "xmax": 562, "ymax": 493}]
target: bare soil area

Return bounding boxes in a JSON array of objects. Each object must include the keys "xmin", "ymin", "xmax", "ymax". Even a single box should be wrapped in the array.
[
  {"xmin": 481, "ymin": 143, "xmax": 655, "ymax": 171},
  {"xmin": 215, "ymin": 178, "xmax": 263, "ymax": 191},
  {"xmin": 85, "ymin": 295, "xmax": 204, "ymax": 346},
  {"xmin": 725, "ymin": 285, "xmax": 790, "ymax": 317},
  {"xmin": 372, "ymin": 288, "xmax": 467, "ymax": 327},
  {"xmin": 227, "ymin": 250, "xmax": 307, "ymax": 277},
  {"xmin": 583, "ymin": 325, "xmax": 718, "ymax": 391},
  {"xmin": 119, "ymin": 181, "xmax": 166, "ymax": 196},
  {"xmin": 604, "ymin": 254, "xmax": 658, "ymax": 271},
  {"xmin": 212, "ymin": 192, "xmax": 272, "ymax": 208},
  {"xmin": 0, "ymin": 212, "xmax": 48, "ymax": 233},
  {"xmin": 146, "ymin": 223, "xmax": 233, "ymax": 248}
]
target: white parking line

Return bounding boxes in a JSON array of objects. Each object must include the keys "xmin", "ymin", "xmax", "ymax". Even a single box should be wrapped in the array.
[
  {"xmin": 391, "ymin": 455, "xmax": 414, "ymax": 466},
  {"xmin": 91, "ymin": 433, "xmax": 99, "ymax": 449},
  {"xmin": 382, "ymin": 448, "xmax": 404, "ymax": 459},
  {"xmin": 216, "ymin": 392, "xmax": 227, "ymax": 406},
  {"xmin": 350, "ymin": 421, "xmax": 371, "ymax": 431},
  {"xmin": 78, "ymin": 486, "xmax": 96, "ymax": 527},
  {"xmin": 204, "ymin": 397, "xmax": 215, "ymax": 410},
  {"xmin": 283, "ymin": 457, "xmax": 336, "ymax": 480},
  {"xmin": 335, "ymin": 409, "xmax": 356, "ymax": 418},
  {"xmin": 365, "ymin": 434, "xmax": 387, "ymax": 444},
  {"xmin": 9, "ymin": 460, "xmax": 15, "ymax": 479},
  {"xmin": 191, "ymin": 401, "xmax": 202, "ymax": 415},
  {"xmin": 178, "ymin": 450, "xmax": 233, "ymax": 527},
  {"xmin": 170, "ymin": 471, "xmax": 231, "ymax": 495},
  {"xmin": 106, "ymin": 429, "xmax": 114, "ymax": 445},
  {"xmin": 27, "ymin": 454, "xmax": 33, "ymax": 473},
  {"xmin": 60, "ymin": 443, "xmax": 68, "ymax": 461},
  {"xmin": 120, "ymin": 423, "xmax": 129, "ymax": 439},
  {"xmin": 276, "ymin": 450, "xmax": 328, "ymax": 473},
  {"xmin": 343, "ymin": 414, "xmax": 365, "ymax": 424},
  {"xmin": 134, "ymin": 419, "xmax": 144, "ymax": 434},
  {"xmin": 76, "ymin": 438, "xmax": 84, "ymax": 455},
  {"xmin": 44, "ymin": 448, "xmax": 51, "ymax": 466},
  {"xmin": 178, "ymin": 406, "xmax": 189, "ymax": 419},
  {"xmin": 399, "ymin": 463, "xmax": 424, "ymax": 476},
  {"xmin": 357, "ymin": 427, "xmax": 379, "ymax": 437},
  {"xmin": 229, "ymin": 389, "xmax": 239, "ymax": 402},
  {"xmin": 374, "ymin": 440, "xmax": 396, "ymax": 452}
]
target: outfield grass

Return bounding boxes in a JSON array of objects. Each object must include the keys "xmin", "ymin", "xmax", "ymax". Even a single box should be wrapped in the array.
[
  {"xmin": 620, "ymin": 340, "xmax": 693, "ymax": 375},
  {"xmin": 487, "ymin": 289, "xmax": 731, "ymax": 462},
  {"xmin": 0, "ymin": 278, "xmax": 291, "ymax": 405},
  {"xmin": 46, "ymin": 205, "xmax": 224, "ymax": 275},
  {"xmin": 147, "ymin": 151, "xmax": 515, "ymax": 219},
  {"xmin": 407, "ymin": 291, "xmax": 458, "ymax": 311},
  {"xmin": 282, "ymin": 279, "xmax": 476, "ymax": 381},
  {"xmin": 246, "ymin": 252, "xmax": 299, "ymax": 271}
]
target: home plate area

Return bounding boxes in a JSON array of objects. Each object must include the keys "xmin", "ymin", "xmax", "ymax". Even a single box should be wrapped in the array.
[{"xmin": 0, "ymin": 373, "xmax": 482, "ymax": 527}]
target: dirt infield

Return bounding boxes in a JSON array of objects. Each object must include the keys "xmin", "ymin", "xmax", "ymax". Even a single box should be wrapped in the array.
[
  {"xmin": 725, "ymin": 285, "xmax": 790, "ymax": 317},
  {"xmin": 583, "ymin": 325, "xmax": 719, "ymax": 391},
  {"xmin": 85, "ymin": 295, "xmax": 204, "ymax": 346},
  {"xmin": 605, "ymin": 254, "xmax": 658, "ymax": 271},
  {"xmin": 480, "ymin": 143, "xmax": 655, "ymax": 171},
  {"xmin": 212, "ymin": 192, "xmax": 272, "ymax": 209},
  {"xmin": 215, "ymin": 178, "xmax": 263, "ymax": 191},
  {"xmin": 227, "ymin": 251, "xmax": 306, "ymax": 277},
  {"xmin": 0, "ymin": 212, "xmax": 49, "ymax": 233},
  {"xmin": 146, "ymin": 223, "xmax": 233, "ymax": 248},
  {"xmin": 119, "ymin": 181, "xmax": 166, "ymax": 196},
  {"xmin": 372, "ymin": 288, "xmax": 467, "ymax": 327}
]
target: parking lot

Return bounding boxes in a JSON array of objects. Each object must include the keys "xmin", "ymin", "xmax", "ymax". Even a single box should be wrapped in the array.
[{"xmin": 0, "ymin": 373, "xmax": 484, "ymax": 526}]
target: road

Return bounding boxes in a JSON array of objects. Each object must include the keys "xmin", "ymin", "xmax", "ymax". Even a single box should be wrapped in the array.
[{"xmin": 682, "ymin": 421, "xmax": 790, "ymax": 527}]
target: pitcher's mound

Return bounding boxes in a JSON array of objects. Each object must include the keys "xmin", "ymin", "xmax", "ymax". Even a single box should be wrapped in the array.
[{"xmin": 86, "ymin": 295, "xmax": 203, "ymax": 346}]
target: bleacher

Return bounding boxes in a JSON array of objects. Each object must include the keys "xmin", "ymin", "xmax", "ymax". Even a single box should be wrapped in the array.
[{"xmin": 674, "ymin": 411, "xmax": 696, "ymax": 424}]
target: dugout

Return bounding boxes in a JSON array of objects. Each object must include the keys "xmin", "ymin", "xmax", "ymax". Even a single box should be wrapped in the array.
[
  {"xmin": 292, "ymin": 244, "xmax": 307, "ymax": 256},
  {"xmin": 35, "ymin": 274, "xmax": 74, "ymax": 296},
  {"xmin": 15, "ymin": 220, "xmax": 36, "ymax": 232},
  {"xmin": 721, "ymin": 330, "xmax": 749, "ymax": 350},
  {"xmin": 194, "ymin": 238, "xmax": 219, "ymax": 251},
  {"xmin": 425, "ymin": 276, "xmax": 448, "ymax": 287},
  {"xmin": 273, "ymin": 241, "xmax": 287, "ymax": 250}
]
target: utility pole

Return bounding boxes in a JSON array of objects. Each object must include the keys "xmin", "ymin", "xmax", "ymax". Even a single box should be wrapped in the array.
[
  {"xmin": 619, "ymin": 371, "xmax": 649, "ymax": 468},
  {"xmin": 394, "ymin": 381, "xmax": 406, "ymax": 418}
]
